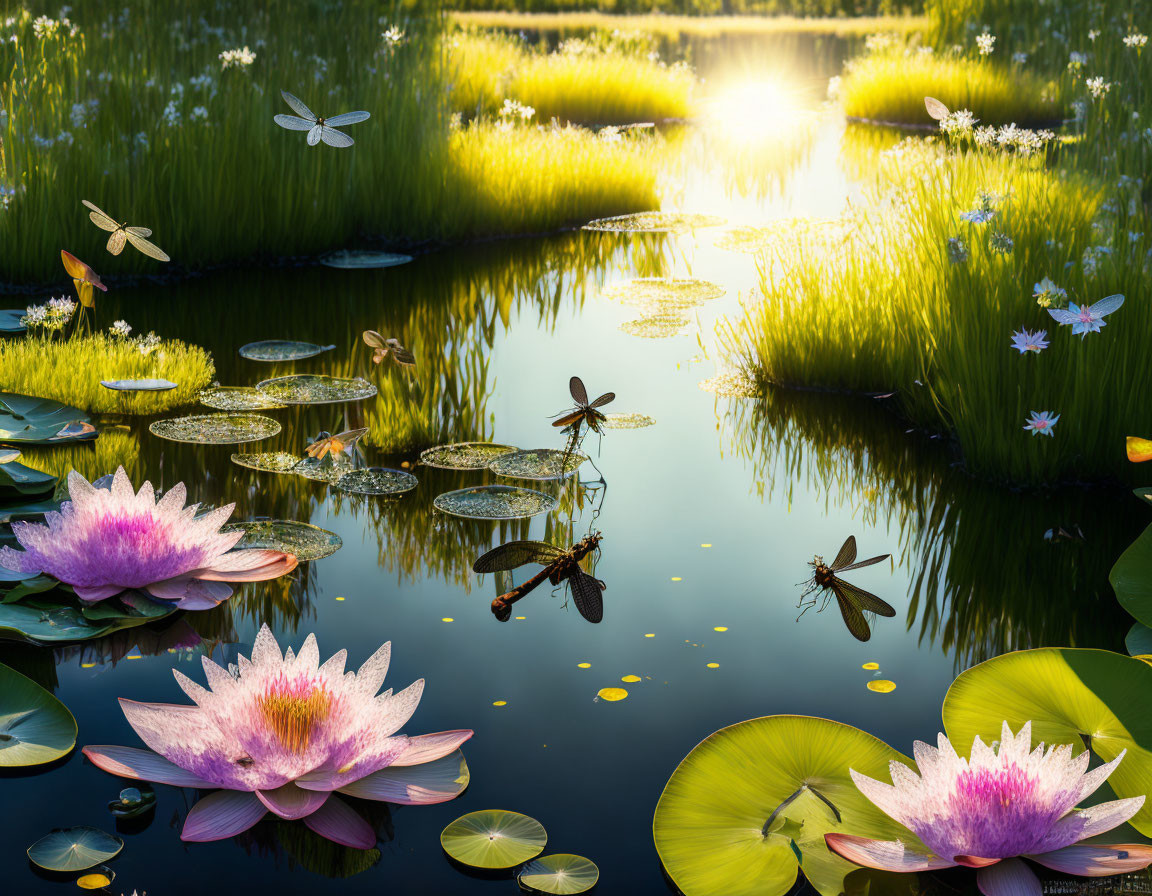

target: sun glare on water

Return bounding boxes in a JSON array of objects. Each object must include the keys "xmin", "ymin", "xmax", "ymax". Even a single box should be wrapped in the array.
[{"xmin": 707, "ymin": 77, "xmax": 806, "ymax": 142}]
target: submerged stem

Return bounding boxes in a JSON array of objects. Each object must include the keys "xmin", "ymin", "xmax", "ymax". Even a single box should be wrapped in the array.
[{"xmin": 762, "ymin": 783, "xmax": 843, "ymax": 838}]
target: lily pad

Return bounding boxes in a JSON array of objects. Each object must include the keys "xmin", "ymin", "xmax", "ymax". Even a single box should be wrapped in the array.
[
  {"xmin": 0, "ymin": 661, "xmax": 77, "ymax": 766},
  {"xmin": 942, "ymin": 647, "xmax": 1152, "ymax": 836},
  {"xmin": 335, "ymin": 468, "xmax": 418, "ymax": 496},
  {"xmin": 434, "ymin": 485, "xmax": 557, "ymax": 521},
  {"xmin": 293, "ymin": 454, "xmax": 354, "ymax": 483},
  {"xmin": 620, "ymin": 314, "xmax": 690, "ymax": 338},
  {"xmin": 602, "ymin": 413, "xmax": 655, "ymax": 430},
  {"xmin": 698, "ymin": 371, "xmax": 758, "ymax": 398},
  {"xmin": 149, "ymin": 413, "xmax": 281, "ymax": 444},
  {"xmin": 0, "ymin": 393, "xmax": 96, "ymax": 446},
  {"xmin": 602, "ymin": 277, "xmax": 725, "ymax": 311},
  {"xmin": 256, "ymin": 374, "xmax": 377, "ymax": 405},
  {"xmin": 231, "ymin": 451, "xmax": 303, "ymax": 474},
  {"xmin": 27, "ymin": 826, "xmax": 122, "ymax": 872},
  {"xmin": 653, "ymin": 714, "xmax": 923, "ymax": 896},
  {"xmin": 0, "ymin": 460, "xmax": 57, "ymax": 499},
  {"xmin": 419, "ymin": 442, "xmax": 518, "ymax": 471},
  {"xmin": 1127, "ymin": 623, "xmax": 1152, "ymax": 657},
  {"xmin": 0, "ymin": 309, "xmax": 27, "ymax": 335},
  {"xmin": 239, "ymin": 340, "xmax": 335, "ymax": 362},
  {"xmin": 223, "ymin": 520, "xmax": 342, "ymax": 562},
  {"xmin": 441, "ymin": 810, "xmax": 547, "ymax": 869},
  {"xmin": 1111, "ymin": 522, "xmax": 1152, "ymax": 628},
  {"xmin": 100, "ymin": 379, "xmax": 177, "ymax": 392},
  {"xmin": 488, "ymin": 449, "xmax": 586, "ymax": 481},
  {"xmin": 199, "ymin": 385, "xmax": 287, "ymax": 411},
  {"xmin": 583, "ymin": 212, "xmax": 725, "ymax": 233},
  {"xmin": 0, "ymin": 593, "xmax": 175, "ymax": 644},
  {"xmin": 518, "ymin": 854, "xmax": 599, "ymax": 894},
  {"xmin": 319, "ymin": 249, "xmax": 414, "ymax": 269}
]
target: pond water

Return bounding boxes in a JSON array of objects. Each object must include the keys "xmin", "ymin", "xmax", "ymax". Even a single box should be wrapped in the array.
[{"xmin": 0, "ymin": 32, "xmax": 1141, "ymax": 896}]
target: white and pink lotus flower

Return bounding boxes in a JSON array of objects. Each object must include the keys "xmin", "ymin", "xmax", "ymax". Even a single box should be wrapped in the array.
[
  {"xmin": 84, "ymin": 625, "xmax": 473, "ymax": 847},
  {"xmin": 826, "ymin": 721, "xmax": 1152, "ymax": 896},
  {"xmin": 0, "ymin": 468, "xmax": 297, "ymax": 609}
]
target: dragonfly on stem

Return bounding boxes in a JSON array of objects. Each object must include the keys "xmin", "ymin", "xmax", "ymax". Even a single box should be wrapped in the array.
[
  {"xmin": 552, "ymin": 376, "xmax": 614, "ymax": 465},
  {"xmin": 473, "ymin": 532, "xmax": 605, "ymax": 623},
  {"xmin": 798, "ymin": 536, "xmax": 894, "ymax": 642}
]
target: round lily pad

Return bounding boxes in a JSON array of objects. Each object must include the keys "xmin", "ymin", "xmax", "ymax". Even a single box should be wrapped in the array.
[
  {"xmin": 231, "ymin": 452, "xmax": 303, "ymax": 474},
  {"xmin": 293, "ymin": 454, "xmax": 354, "ymax": 483},
  {"xmin": 256, "ymin": 374, "xmax": 377, "ymax": 405},
  {"xmin": 0, "ymin": 661, "xmax": 77, "ymax": 767},
  {"xmin": 419, "ymin": 442, "xmax": 518, "ymax": 471},
  {"xmin": 0, "ymin": 393, "xmax": 96, "ymax": 446},
  {"xmin": 654, "ymin": 714, "xmax": 924, "ymax": 896},
  {"xmin": 488, "ymin": 449, "xmax": 586, "ymax": 481},
  {"xmin": 942, "ymin": 647, "xmax": 1152, "ymax": 837},
  {"xmin": 27, "ymin": 826, "xmax": 122, "ymax": 872},
  {"xmin": 239, "ymin": 340, "xmax": 335, "ymax": 362},
  {"xmin": 583, "ymin": 212, "xmax": 725, "ymax": 233},
  {"xmin": 100, "ymin": 378, "xmax": 177, "ymax": 392},
  {"xmin": 335, "ymin": 468, "xmax": 418, "ymax": 496},
  {"xmin": 602, "ymin": 277, "xmax": 725, "ymax": 311},
  {"xmin": 602, "ymin": 413, "xmax": 655, "ymax": 430},
  {"xmin": 698, "ymin": 371, "xmax": 758, "ymax": 398},
  {"xmin": 149, "ymin": 414, "xmax": 281, "ymax": 444},
  {"xmin": 223, "ymin": 520, "xmax": 342, "ymax": 562},
  {"xmin": 199, "ymin": 385, "xmax": 287, "ymax": 411},
  {"xmin": 320, "ymin": 249, "xmax": 414, "ymax": 269},
  {"xmin": 434, "ymin": 485, "xmax": 557, "ymax": 520},
  {"xmin": 620, "ymin": 314, "xmax": 690, "ymax": 338},
  {"xmin": 441, "ymin": 810, "xmax": 547, "ymax": 869},
  {"xmin": 1110, "ymin": 522, "xmax": 1152, "ymax": 628},
  {"xmin": 1127, "ymin": 623, "xmax": 1152, "ymax": 657},
  {"xmin": 518, "ymin": 854, "xmax": 599, "ymax": 894},
  {"xmin": 0, "ymin": 308, "xmax": 27, "ymax": 335},
  {"xmin": 0, "ymin": 595, "xmax": 175, "ymax": 645}
]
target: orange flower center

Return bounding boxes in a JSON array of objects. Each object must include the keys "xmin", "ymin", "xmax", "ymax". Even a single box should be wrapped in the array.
[{"xmin": 256, "ymin": 673, "xmax": 331, "ymax": 752}]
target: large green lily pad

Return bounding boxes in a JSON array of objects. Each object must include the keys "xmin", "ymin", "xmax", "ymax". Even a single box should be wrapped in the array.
[
  {"xmin": 419, "ymin": 442, "xmax": 518, "ymax": 471},
  {"xmin": 27, "ymin": 826, "xmax": 122, "ymax": 872},
  {"xmin": 942, "ymin": 647, "xmax": 1152, "ymax": 836},
  {"xmin": 653, "ymin": 714, "xmax": 924, "ymax": 896},
  {"xmin": 0, "ymin": 394, "xmax": 96, "ymax": 445},
  {"xmin": 223, "ymin": 520, "xmax": 342, "ymax": 562},
  {"xmin": 0, "ymin": 460, "xmax": 56, "ymax": 499},
  {"xmin": 434, "ymin": 485, "xmax": 557, "ymax": 521},
  {"xmin": 0, "ymin": 593, "xmax": 176, "ymax": 644},
  {"xmin": 200, "ymin": 386, "xmax": 287, "ymax": 411},
  {"xmin": 0, "ymin": 661, "xmax": 77, "ymax": 766},
  {"xmin": 149, "ymin": 413, "xmax": 281, "ymax": 444},
  {"xmin": 1111, "ymin": 522, "xmax": 1152, "ymax": 628},
  {"xmin": 441, "ymin": 810, "xmax": 547, "ymax": 869}
]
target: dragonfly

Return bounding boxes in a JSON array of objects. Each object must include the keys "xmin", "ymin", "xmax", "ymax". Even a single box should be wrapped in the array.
[
  {"xmin": 473, "ymin": 532, "xmax": 605, "ymax": 623},
  {"xmin": 552, "ymin": 376, "xmax": 614, "ymax": 442},
  {"xmin": 82, "ymin": 201, "xmax": 170, "ymax": 261},
  {"xmin": 274, "ymin": 90, "xmax": 370, "ymax": 147},
  {"xmin": 305, "ymin": 428, "xmax": 367, "ymax": 461},
  {"xmin": 798, "ymin": 536, "xmax": 894, "ymax": 642},
  {"xmin": 363, "ymin": 331, "xmax": 415, "ymax": 368}
]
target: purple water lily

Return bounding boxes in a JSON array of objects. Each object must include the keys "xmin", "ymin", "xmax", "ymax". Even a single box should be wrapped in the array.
[
  {"xmin": 826, "ymin": 722, "xmax": 1152, "ymax": 896},
  {"xmin": 84, "ymin": 625, "xmax": 473, "ymax": 848}
]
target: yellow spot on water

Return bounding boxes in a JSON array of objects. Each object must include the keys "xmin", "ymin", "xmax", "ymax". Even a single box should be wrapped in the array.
[
  {"xmin": 335, "ymin": 596, "xmax": 345, "ymax": 601},
  {"xmin": 515, "ymin": 616, "xmax": 526, "ymax": 620},
  {"xmin": 714, "ymin": 626, "xmax": 728, "ymax": 632},
  {"xmin": 597, "ymin": 687, "xmax": 629, "ymax": 702},
  {"xmin": 862, "ymin": 662, "xmax": 879, "ymax": 670},
  {"xmin": 701, "ymin": 543, "xmax": 712, "ymax": 548},
  {"xmin": 493, "ymin": 700, "xmax": 507, "ymax": 706},
  {"xmin": 868, "ymin": 680, "xmax": 897, "ymax": 693},
  {"xmin": 671, "ymin": 576, "xmax": 683, "ymax": 582},
  {"xmin": 126, "ymin": 655, "xmax": 141, "ymax": 660},
  {"xmin": 621, "ymin": 674, "xmax": 641, "ymax": 683},
  {"xmin": 577, "ymin": 662, "xmax": 591, "ymax": 669},
  {"xmin": 81, "ymin": 662, "xmax": 95, "ymax": 669},
  {"xmin": 442, "ymin": 617, "xmax": 454, "ymax": 622},
  {"xmin": 706, "ymin": 663, "xmax": 720, "ymax": 669},
  {"xmin": 644, "ymin": 633, "xmax": 655, "ymax": 638},
  {"xmin": 77, "ymin": 873, "xmax": 112, "ymax": 890}
]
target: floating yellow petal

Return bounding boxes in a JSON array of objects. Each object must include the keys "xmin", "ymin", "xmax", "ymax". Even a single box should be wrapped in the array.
[
  {"xmin": 515, "ymin": 616, "xmax": 526, "ymax": 620},
  {"xmin": 621, "ymin": 675, "xmax": 642, "ymax": 683},
  {"xmin": 644, "ymin": 633, "xmax": 655, "ymax": 638},
  {"xmin": 1127, "ymin": 437, "xmax": 1152, "ymax": 463},
  {"xmin": 867, "ymin": 680, "xmax": 897, "ymax": 693},
  {"xmin": 597, "ymin": 688, "xmax": 629, "ymax": 702},
  {"xmin": 706, "ymin": 663, "xmax": 720, "ymax": 669},
  {"xmin": 713, "ymin": 626, "xmax": 728, "ymax": 632},
  {"xmin": 862, "ymin": 662, "xmax": 879, "ymax": 670},
  {"xmin": 671, "ymin": 576, "xmax": 683, "ymax": 582},
  {"xmin": 442, "ymin": 617, "xmax": 454, "ymax": 622},
  {"xmin": 577, "ymin": 662, "xmax": 591, "ymax": 669},
  {"xmin": 701, "ymin": 543, "xmax": 712, "ymax": 548},
  {"xmin": 77, "ymin": 874, "xmax": 112, "ymax": 890},
  {"xmin": 335, "ymin": 596, "xmax": 345, "ymax": 601},
  {"xmin": 493, "ymin": 700, "xmax": 507, "ymax": 707}
]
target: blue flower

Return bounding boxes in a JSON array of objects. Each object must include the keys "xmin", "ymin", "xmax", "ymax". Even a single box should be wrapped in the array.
[
  {"xmin": 1047, "ymin": 294, "xmax": 1125, "ymax": 336},
  {"xmin": 1010, "ymin": 329, "xmax": 1049, "ymax": 353},
  {"xmin": 1024, "ymin": 411, "xmax": 1060, "ymax": 437}
]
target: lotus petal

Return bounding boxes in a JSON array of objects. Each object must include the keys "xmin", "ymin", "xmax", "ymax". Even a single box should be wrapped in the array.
[
  {"xmin": 182, "ymin": 790, "xmax": 267, "ymax": 841},
  {"xmin": 338, "ymin": 750, "xmax": 470, "ymax": 804},
  {"xmin": 82, "ymin": 745, "xmax": 217, "ymax": 788},
  {"xmin": 301, "ymin": 794, "xmax": 375, "ymax": 848}
]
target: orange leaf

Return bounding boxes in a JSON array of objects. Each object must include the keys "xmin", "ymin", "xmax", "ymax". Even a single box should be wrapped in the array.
[{"xmin": 1127, "ymin": 436, "xmax": 1152, "ymax": 463}]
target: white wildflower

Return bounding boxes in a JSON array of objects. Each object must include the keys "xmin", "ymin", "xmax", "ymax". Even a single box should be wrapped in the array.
[
  {"xmin": 976, "ymin": 32, "xmax": 996, "ymax": 55},
  {"xmin": 219, "ymin": 46, "xmax": 256, "ymax": 69}
]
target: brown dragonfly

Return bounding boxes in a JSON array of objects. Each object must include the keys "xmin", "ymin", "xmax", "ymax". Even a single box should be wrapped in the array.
[
  {"xmin": 305, "ymin": 428, "xmax": 367, "ymax": 461},
  {"xmin": 552, "ymin": 376, "xmax": 614, "ymax": 440},
  {"xmin": 363, "ymin": 331, "xmax": 415, "ymax": 368},
  {"xmin": 474, "ymin": 533, "xmax": 605, "ymax": 623},
  {"xmin": 798, "ymin": 536, "xmax": 894, "ymax": 642}
]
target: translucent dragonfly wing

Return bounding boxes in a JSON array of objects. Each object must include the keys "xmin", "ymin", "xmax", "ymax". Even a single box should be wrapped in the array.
[
  {"xmin": 835, "ymin": 578, "xmax": 896, "ymax": 618},
  {"xmin": 1090, "ymin": 294, "xmax": 1125, "ymax": 317},
  {"xmin": 325, "ymin": 111, "xmax": 370, "ymax": 127},
  {"xmin": 83, "ymin": 200, "xmax": 119, "ymax": 232},
  {"xmin": 362, "ymin": 330, "xmax": 386, "ymax": 349},
  {"xmin": 568, "ymin": 567, "xmax": 605, "ymax": 623},
  {"xmin": 569, "ymin": 376, "xmax": 589, "ymax": 406},
  {"xmin": 125, "ymin": 226, "xmax": 152, "ymax": 238},
  {"xmin": 924, "ymin": 96, "xmax": 950, "ymax": 121},
  {"xmin": 274, "ymin": 114, "xmax": 315, "ymax": 131},
  {"xmin": 307, "ymin": 125, "xmax": 323, "ymax": 146},
  {"xmin": 836, "ymin": 553, "xmax": 891, "ymax": 574},
  {"xmin": 831, "ymin": 586, "xmax": 872, "ymax": 642},
  {"xmin": 106, "ymin": 229, "xmax": 127, "ymax": 255},
  {"xmin": 830, "ymin": 536, "xmax": 856, "ymax": 570},
  {"xmin": 125, "ymin": 231, "xmax": 170, "ymax": 262},
  {"xmin": 590, "ymin": 392, "xmax": 615, "ymax": 409},
  {"xmin": 280, "ymin": 90, "xmax": 317, "ymax": 121},
  {"xmin": 320, "ymin": 126, "xmax": 354, "ymax": 148},
  {"xmin": 473, "ymin": 540, "xmax": 565, "ymax": 574}
]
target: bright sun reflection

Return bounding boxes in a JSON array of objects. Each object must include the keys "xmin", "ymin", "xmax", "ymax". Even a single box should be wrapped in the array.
[{"xmin": 708, "ymin": 78, "xmax": 805, "ymax": 142}]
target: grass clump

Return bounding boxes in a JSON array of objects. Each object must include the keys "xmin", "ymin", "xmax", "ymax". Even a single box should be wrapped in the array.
[
  {"xmin": 0, "ymin": 332, "xmax": 215, "ymax": 414},
  {"xmin": 17, "ymin": 429, "xmax": 142, "ymax": 483}
]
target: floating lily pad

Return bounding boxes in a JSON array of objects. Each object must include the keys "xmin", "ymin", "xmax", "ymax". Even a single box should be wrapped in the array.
[
  {"xmin": 698, "ymin": 371, "xmax": 758, "ymax": 398},
  {"xmin": 239, "ymin": 340, "xmax": 335, "ymax": 362},
  {"xmin": 0, "ymin": 460, "xmax": 57, "ymax": 499},
  {"xmin": 583, "ymin": 212, "xmax": 725, "ymax": 233},
  {"xmin": 0, "ymin": 593, "xmax": 176, "ymax": 645},
  {"xmin": 620, "ymin": 314, "xmax": 690, "ymax": 339},
  {"xmin": 335, "ymin": 468, "xmax": 418, "ymax": 496},
  {"xmin": 108, "ymin": 785, "xmax": 156, "ymax": 819},
  {"xmin": 231, "ymin": 451, "xmax": 303, "ymax": 474},
  {"xmin": 942, "ymin": 647, "xmax": 1152, "ymax": 837},
  {"xmin": 293, "ymin": 454, "xmax": 354, "ymax": 483},
  {"xmin": 441, "ymin": 810, "xmax": 547, "ymax": 869},
  {"xmin": 654, "ymin": 714, "xmax": 924, "ymax": 896},
  {"xmin": 0, "ymin": 393, "xmax": 96, "ymax": 446},
  {"xmin": 434, "ymin": 485, "xmax": 557, "ymax": 521},
  {"xmin": 199, "ymin": 385, "xmax": 287, "ymax": 411},
  {"xmin": 488, "ymin": 449, "xmax": 586, "ymax": 481},
  {"xmin": 100, "ymin": 379, "xmax": 177, "ymax": 392},
  {"xmin": 602, "ymin": 278, "xmax": 725, "ymax": 311},
  {"xmin": 0, "ymin": 661, "xmax": 77, "ymax": 767},
  {"xmin": 0, "ymin": 309, "xmax": 26, "ymax": 335},
  {"xmin": 597, "ymin": 687, "xmax": 628, "ymax": 702},
  {"xmin": 518, "ymin": 854, "xmax": 599, "ymax": 894},
  {"xmin": 77, "ymin": 869, "xmax": 115, "ymax": 889},
  {"xmin": 223, "ymin": 520, "xmax": 342, "ymax": 562},
  {"xmin": 149, "ymin": 413, "xmax": 281, "ymax": 444},
  {"xmin": 320, "ymin": 249, "xmax": 414, "ymax": 269},
  {"xmin": 866, "ymin": 680, "xmax": 896, "ymax": 693},
  {"xmin": 1111, "ymin": 522, "xmax": 1152, "ymax": 629},
  {"xmin": 419, "ymin": 442, "xmax": 518, "ymax": 471},
  {"xmin": 602, "ymin": 413, "xmax": 655, "ymax": 430},
  {"xmin": 27, "ymin": 826, "xmax": 122, "ymax": 872},
  {"xmin": 256, "ymin": 374, "xmax": 376, "ymax": 405}
]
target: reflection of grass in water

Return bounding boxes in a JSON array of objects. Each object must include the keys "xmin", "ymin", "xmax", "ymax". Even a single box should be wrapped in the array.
[
  {"xmin": 840, "ymin": 47, "xmax": 1058, "ymax": 126},
  {"xmin": 18, "ymin": 429, "xmax": 141, "ymax": 482},
  {"xmin": 0, "ymin": 334, "xmax": 214, "ymax": 414},
  {"xmin": 723, "ymin": 143, "xmax": 1152, "ymax": 484},
  {"xmin": 724, "ymin": 387, "xmax": 1137, "ymax": 668}
]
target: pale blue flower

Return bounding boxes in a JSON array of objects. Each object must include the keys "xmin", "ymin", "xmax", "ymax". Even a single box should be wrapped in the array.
[
  {"xmin": 1010, "ymin": 329, "xmax": 1049, "ymax": 353},
  {"xmin": 1047, "ymin": 294, "xmax": 1124, "ymax": 336},
  {"xmin": 1024, "ymin": 411, "xmax": 1060, "ymax": 437}
]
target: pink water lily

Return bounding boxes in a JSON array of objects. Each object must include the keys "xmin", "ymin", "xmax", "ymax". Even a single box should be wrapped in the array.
[
  {"xmin": 826, "ymin": 722, "xmax": 1152, "ymax": 896},
  {"xmin": 84, "ymin": 625, "xmax": 473, "ymax": 848},
  {"xmin": 0, "ymin": 467, "xmax": 296, "ymax": 609}
]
